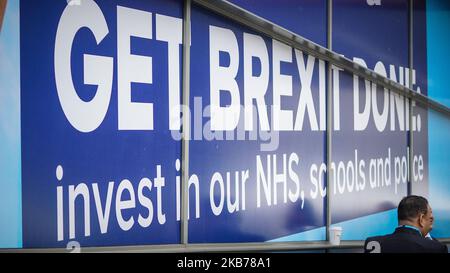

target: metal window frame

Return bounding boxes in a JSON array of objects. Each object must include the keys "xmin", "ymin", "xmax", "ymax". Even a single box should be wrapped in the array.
[
  {"xmin": 325, "ymin": 0, "xmax": 333, "ymax": 252},
  {"xmin": 4, "ymin": 0, "xmax": 450, "ymax": 253},
  {"xmin": 181, "ymin": 0, "xmax": 191, "ymax": 247},
  {"xmin": 408, "ymin": 0, "xmax": 414, "ymax": 196},
  {"xmin": 3, "ymin": 238, "xmax": 450, "ymax": 253}
]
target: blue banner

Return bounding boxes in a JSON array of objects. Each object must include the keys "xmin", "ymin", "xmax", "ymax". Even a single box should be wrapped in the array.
[
  {"xmin": 21, "ymin": 0, "xmax": 183, "ymax": 247},
  {"xmin": 4, "ymin": 0, "xmax": 439, "ymax": 248},
  {"xmin": 188, "ymin": 5, "xmax": 327, "ymax": 243},
  {"xmin": 332, "ymin": 0, "xmax": 429, "ymax": 239}
]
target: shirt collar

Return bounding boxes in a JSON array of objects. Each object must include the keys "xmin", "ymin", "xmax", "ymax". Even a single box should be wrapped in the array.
[{"xmin": 397, "ymin": 225, "xmax": 423, "ymax": 236}]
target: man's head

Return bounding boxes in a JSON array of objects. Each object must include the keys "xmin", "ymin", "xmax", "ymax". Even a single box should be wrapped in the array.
[
  {"xmin": 0, "ymin": 0, "xmax": 7, "ymax": 32},
  {"xmin": 398, "ymin": 195, "xmax": 434, "ymax": 236}
]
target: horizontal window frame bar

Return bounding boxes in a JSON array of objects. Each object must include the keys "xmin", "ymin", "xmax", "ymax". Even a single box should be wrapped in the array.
[{"xmin": 3, "ymin": 239, "xmax": 450, "ymax": 253}]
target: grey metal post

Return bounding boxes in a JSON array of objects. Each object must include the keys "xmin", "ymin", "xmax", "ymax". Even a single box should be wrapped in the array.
[
  {"xmin": 408, "ymin": 0, "xmax": 414, "ymax": 196},
  {"xmin": 326, "ymin": 0, "xmax": 333, "ymax": 245},
  {"xmin": 181, "ymin": 0, "xmax": 192, "ymax": 245}
]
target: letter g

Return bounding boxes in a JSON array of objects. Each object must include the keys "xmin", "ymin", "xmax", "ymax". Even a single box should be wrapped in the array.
[{"xmin": 55, "ymin": 0, "xmax": 113, "ymax": 132}]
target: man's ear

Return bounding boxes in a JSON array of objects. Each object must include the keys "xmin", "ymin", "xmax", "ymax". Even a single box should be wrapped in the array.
[{"xmin": 418, "ymin": 214, "xmax": 426, "ymax": 227}]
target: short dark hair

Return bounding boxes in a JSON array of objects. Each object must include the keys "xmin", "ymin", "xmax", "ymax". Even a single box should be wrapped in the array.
[{"xmin": 398, "ymin": 195, "xmax": 429, "ymax": 221}]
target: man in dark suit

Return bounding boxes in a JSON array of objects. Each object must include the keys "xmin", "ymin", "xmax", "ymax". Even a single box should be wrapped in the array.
[{"xmin": 364, "ymin": 195, "xmax": 448, "ymax": 253}]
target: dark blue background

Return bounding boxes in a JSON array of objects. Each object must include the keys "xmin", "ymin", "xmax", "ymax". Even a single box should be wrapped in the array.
[
  {"xmin": 21, "ymin": 0, "xmax": 183, "ymax": 247},
  {"xmin": 19, "ymin": 0, "xmax": 430, "ymax": 247},
  {"xmin": 332, "ymin": 0, "xmax": 428, "ymax": 223},
  {"xmin": 188, "ymin": 5, "xmax": 327, "ymax": 243}
]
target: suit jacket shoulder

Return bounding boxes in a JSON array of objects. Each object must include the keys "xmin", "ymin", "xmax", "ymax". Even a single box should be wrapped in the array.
[{"xmin": 364, "ymin": 228, "xmax": 448, "ymax": 253}]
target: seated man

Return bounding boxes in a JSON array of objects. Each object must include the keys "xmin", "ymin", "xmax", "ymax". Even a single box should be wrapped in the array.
[{"xmin": 364, "ymin": 195, "xmax": 448, "ymax": 253}]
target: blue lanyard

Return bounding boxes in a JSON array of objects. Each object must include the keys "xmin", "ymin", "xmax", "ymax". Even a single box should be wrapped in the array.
[{"xmin": 398, "ymin": 225, "xmax": 422, "ymax": 236}]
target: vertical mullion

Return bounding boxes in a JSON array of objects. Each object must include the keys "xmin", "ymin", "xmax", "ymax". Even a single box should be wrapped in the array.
[
  {"xmin": 181, "ymin": 0, "xmax": 191, "ymax": 246},
  {"xmin": 326, "ymin": 0, "xmax": 333, "ymax": 245},
  {"xmin": 408, "ymin": 0, "xmax": 414, "ymax": 196}
]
